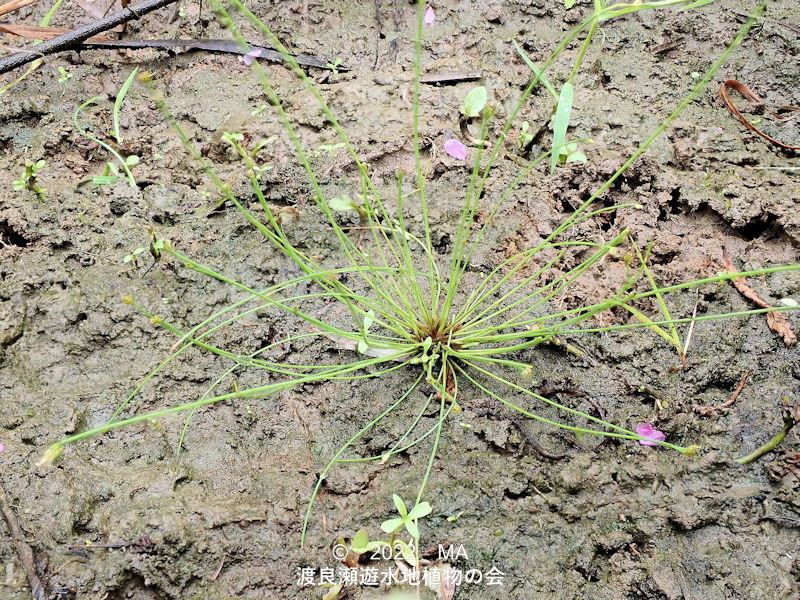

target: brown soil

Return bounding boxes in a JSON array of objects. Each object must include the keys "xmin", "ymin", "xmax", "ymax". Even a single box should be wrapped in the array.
[{"xmin": 1, "ymin": 1, "xmax": 799, "ymax": 599}]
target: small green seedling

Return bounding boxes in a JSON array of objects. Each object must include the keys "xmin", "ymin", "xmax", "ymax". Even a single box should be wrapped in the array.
[
  {"xmin": 94, "ymin": 155, "xmax": 140, "ymax": 186},
  {"xmin": 123, "ymin": 246, "xmax": 147, "ymax": 268},
  {"xmin": 57, "ymin": 66, "xmax": 72, "ymax": 95},
  {"xmin": 318, "ymin": 142, "xmax": 346, "ymax": 156},
  {"xmin": 326, "ymin": 58, "xmax": 343, "ymax": 74},
  {"xmin": 561, "ymin": 141, "xmax": 587, "ymax": 166},
  {"xmin": 551, "ymin": 82, "xmax": 574, "ymax": 172},
  {"xmin": 74, "ymin": 95, "xmax": 138, "ymax": 188},
  {"xmin": 462, "ymin": 85, "xmax": 487, "ymax": 119},
  {"xmin": 113, "ymin": 67, "xmax": 139, "ymax": 145},
  {"xmin": 348, "ymin": 528, "xmax": 383, "ymax": 558},
  {"xmin": 221, "ymin": 132, "xmax": 276, "ymax": 181},
  {"xmin": 518, "ymin": 120, "xmax": 535, "ymax": 149},
  {"xmin": 123, "ymin": 238, "xmax": 166, "ymax": 269},
  {"xmin": 380, "ymin": 494, "xmax": 431, "ymax": 544},
  {"xmin": 408, "ymin": 336, "xmax": 441, "ymax": 383},
  {"xmin": 250, "ymin": 104, "xmax": 268, "ymax": 116},
  {"xmin": 328, "ymin": 193, "xmax": 367, "ymax": 221},
  {"xmin": 13, "ymin": 159, "xmax": 47, "ymax": 201},
  {"xmin": 349, "ymin": 526, "xmax": 419, "ymax": 567}
]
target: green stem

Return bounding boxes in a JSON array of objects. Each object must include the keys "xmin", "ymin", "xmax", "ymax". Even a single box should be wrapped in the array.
[
  {"xmin": 736, "ymin": 408, "xmax": 796, "ymax": 465},
  {"xmin": 567, "ymin": 19, "xmax": 598, "ymax": 84}
]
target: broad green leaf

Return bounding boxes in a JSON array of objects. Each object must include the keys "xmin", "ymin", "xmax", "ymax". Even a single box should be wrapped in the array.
[
  {"xmin": 421, "ymin": 337, "xmax": 432, "ymax": 353},
  {"xmin": 357, "ymin": 340, "xmax": 368, "ymax": 354},
  {"xmin": 565, "ymin": 149, "xmax": 587, "ymax": 164},
  {"xmin": 351, "ymin": 529, "xmax": 369, "ymax": 553},
  {"xmin": 407, "ymin": 501, "xmax": 431, "ymax": 520},
  {"xmin": 395, "ymin": 540, "xmax": 418, "ymax": 566},
  {"xmin": 380, "ymin": 517, "xmax": 404, "ymax": 534},
  {"xmin": 462, "ymin": 86, "xmax": 487, "ymax": 118},
  {"xmin": 551, "ymin": 82, "xmax": 574, "ymax": 173},
  {"xmin": 328, "ymin": 194, "xmax": 357, "ymax": 212},
  {"xmin": 392, "ymin": 493, "xmax": 408, "ymax": 518}
]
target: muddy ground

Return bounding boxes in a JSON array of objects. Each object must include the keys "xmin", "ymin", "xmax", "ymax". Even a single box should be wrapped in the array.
[{"xmin": 1, "ymin": 0, "xmax": 799, "ymax": 598}]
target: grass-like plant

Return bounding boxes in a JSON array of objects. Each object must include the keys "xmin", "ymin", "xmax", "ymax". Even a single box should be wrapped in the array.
[{"xmin": 40, "ymin": 0, "xmax": 798, "ymax": 551}]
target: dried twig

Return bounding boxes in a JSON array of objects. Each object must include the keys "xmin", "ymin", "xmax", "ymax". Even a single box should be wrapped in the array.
[
  {"xmin": 722, "ymin": 247, "xmax": 797, "ymax": 347},
  {"xmin": 694, "ymin": 370, "xmax": 751, "ymax": 416},
  {"xmin": 508, "ymin": 415, "xmax": 567, "ymax": 461},
  {"xmin": 0, "ymin": 0, "xmax": 38, "ymax": 18},
  {"xmin": 0, "ymin": 23, "xmax": 112, "ymax": 41},
  {"xmin": 720, "ymin": 80, "xmax": 800, "ymax": 150},
  {"xmin": 0, "ymin": 482, "xmax": 46, "ymax": 600},
  {"xmin": 0, "ymin": 0, "xmax": 179, "ymax": 75},
  {"xmin": 421, "ymin": 71, "xmax": 482, "ymax": 85}
]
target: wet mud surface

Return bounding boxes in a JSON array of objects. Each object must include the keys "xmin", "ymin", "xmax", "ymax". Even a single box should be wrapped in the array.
[{"xmin": 1, "ymin": 0, "xmax": 799, "ymax": 598}]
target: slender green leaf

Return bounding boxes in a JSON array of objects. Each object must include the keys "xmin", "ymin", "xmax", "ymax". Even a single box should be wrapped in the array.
[
  {"xmin": 113, "ymin": 67, "xmax": 139, "ymax": 145},
  {"xmin": 551, "ymin": 82, "xmax": 574, "ymax": 173},
  {"xmin": 392, "ymin": 493, "xmax": 407, "ymax": 518},
  {"xmin": 511, "ymin": 39, "xmax": 558, "ymax": 99},
  {"xmin": 681, "ymin": 0, "xmax": 715, "ymax": 9},
  {"xmin": 405, "ymin": 520, "xmax": 420, "ymax": 540}
]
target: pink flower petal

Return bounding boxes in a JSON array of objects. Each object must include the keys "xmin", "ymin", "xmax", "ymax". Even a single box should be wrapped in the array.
[
  {"xmin": 444, "ymin": 139, "xmax": 467, "ymax": 161},
  {"xmin": 0, "ymin": 442, "xmax": 4, "ymax": 454},
  {"xmin": 635, "ymin": 423, "xmax": 665, "ymax": 447},
  {"xmin": 424, "ymin": 6, "xmax": 435, "ymax": 25},
  {"xmin": 240, "ymin": 48, "xmax": 262, "ymax": 66}
]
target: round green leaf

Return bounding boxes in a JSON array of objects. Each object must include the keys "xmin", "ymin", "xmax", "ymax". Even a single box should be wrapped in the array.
[{"xmin": 463, "ymin": 86, "xmax": 487, "ymax": 118}]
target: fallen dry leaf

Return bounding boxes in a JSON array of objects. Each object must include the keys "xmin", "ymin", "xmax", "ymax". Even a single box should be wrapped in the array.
[{"xmin": 722, "ymin": 247, "xmax": 797, "ymax": 347}]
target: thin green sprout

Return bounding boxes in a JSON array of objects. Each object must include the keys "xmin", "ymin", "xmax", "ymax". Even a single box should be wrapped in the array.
[{"xmin": 73, "ymin": 97, "xmax": 137, "ymax": 187}]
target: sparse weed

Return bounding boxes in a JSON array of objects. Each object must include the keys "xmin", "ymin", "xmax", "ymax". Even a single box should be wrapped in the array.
[
  {"xmin": 40, "ymin": 0, "xmax": 799, "ymax": 559},
  {"xmin": 74, "ymin": 67, "xmax": 140, "ymax": 188},
  {"xmin": 57, "ymin": 65, "xmax": 72, "ymax": 95},
  {"xmin": 13, "ymin": 158, "xmax": 47, "ymax": 201},
  {"xmin": 326, "ymin": 58, "xmax": 343, "ymax": 75}
]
